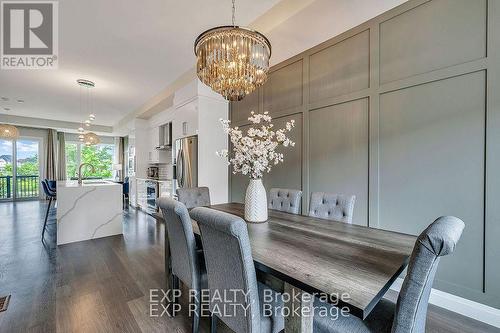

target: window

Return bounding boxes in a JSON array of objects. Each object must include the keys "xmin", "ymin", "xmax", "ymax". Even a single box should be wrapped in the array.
[
  {"xmin": 0, "ymin": 138, "xmax": 41, "ymax": 200},
  {"xmin": 65, "ymin": 142, "xmax": 115, "ymax": 179}
]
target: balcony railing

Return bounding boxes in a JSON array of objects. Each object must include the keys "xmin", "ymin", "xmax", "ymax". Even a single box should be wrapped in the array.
[{"xmin": 0, "ymin": 175, "xmax": 40, "ymax": 200}]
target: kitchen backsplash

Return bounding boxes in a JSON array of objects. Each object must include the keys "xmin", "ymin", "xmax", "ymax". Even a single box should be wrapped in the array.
[{"xmin": 158, "ymin": 164, "xmax": 172, "ymax": 179}]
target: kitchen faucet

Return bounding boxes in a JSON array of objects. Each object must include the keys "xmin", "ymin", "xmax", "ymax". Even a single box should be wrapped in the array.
[{"xmin": 78, "ymin": 163, "xmax": 96, "ymax": 185}]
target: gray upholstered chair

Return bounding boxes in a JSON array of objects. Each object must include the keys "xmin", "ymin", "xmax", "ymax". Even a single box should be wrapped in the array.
[
  {"xmin": 313, "ymin": 216, "xmax": 465, "ymax": 333},
  {"xmin": 190, "ymin": 207, "xmax": 285, "ymax": 333},
  {"xmin": 157, "ymin": 197, "xmax": 206, "ymax": 333},
  {"xmin": 308, "ymin": 192, "xmax": 356, "ymax": 223},
  {"xmin": 268, "ymin": 188, "xmax": 302, "ymax": 214},
  {"xmin": 177, "ymin": 187, "xmax": 211, "ymax": 209}
]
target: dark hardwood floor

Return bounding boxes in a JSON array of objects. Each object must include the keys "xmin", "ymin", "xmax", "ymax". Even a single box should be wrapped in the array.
[{"xmin": 0, "ymin": 200, "xmax": 498, "ymax": 333}]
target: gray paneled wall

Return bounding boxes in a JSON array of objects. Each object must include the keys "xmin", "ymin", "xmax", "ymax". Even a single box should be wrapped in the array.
[
  {"xmin": 309, "ymin": 99, "xmax": 369, "ymax": 226},
  {"xmin": 229, "ymin": 0, "xmax": 500, "ymax": 309}
]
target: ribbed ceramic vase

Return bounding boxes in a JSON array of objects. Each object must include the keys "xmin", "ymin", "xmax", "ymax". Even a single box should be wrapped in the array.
[{"xmin": 244, "ymin": 178, "xmax": 268, "ymax": 223}]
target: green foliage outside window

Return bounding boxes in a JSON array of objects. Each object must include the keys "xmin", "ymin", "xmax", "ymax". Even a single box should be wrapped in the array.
[
  {"xmin": 65, "ymin": 143, "xmax": 114, "ymax": 179},
  {"xmin": 0, "ymin": 163, "xmax": 12, "ymax": 176},
  {"xmin": 65, "ymin": 143, "xmax": 78, "ymax": 179},
  {"xmin": 0, "ymin": 156, "xmax": 39, "ymax": 198},
  {"xmin": 17, "ymin": 156, "xmax": 39, "ymax": 175}
]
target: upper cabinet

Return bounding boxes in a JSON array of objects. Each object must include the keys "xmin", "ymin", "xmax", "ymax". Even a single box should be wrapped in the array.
[
  {"xmin": 148, "ymin": 125, "xmax": 171, "ymax": 164},
  {"xmin": 172, "ymin": 100, "xmax": 199, "ymax": 140}
]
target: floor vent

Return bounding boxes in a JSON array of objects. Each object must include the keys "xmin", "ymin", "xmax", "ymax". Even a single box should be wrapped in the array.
[{"xmin": 0, "ymin": 295, "xmax": 11, "ymax": 312}]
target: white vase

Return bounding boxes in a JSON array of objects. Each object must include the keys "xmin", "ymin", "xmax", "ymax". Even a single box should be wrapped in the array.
[{"xmin": 244, "ymin": 178, "xmax": 268, "ymax": 223}]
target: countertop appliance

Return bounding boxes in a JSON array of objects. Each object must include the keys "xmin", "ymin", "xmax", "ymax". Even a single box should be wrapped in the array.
[
  {"xmin": 145, "ymin": 180, "xmax": 159, "ymax": 213},
  {"xmin": 173, "ymin": 135, "xmax": 198, "ymax": 194},
  {"xmin": 156, "ymin": 122, "xmax": 172, "ymax": 150},
  {"xmin": 147, "ymin": 166, "xmax": 159, "ymax": 179}
]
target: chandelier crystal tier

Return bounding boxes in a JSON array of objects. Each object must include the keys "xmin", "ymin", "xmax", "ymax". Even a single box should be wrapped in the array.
[
  {"xmin": 194, "ymin": 0, "xmax": 271, "ymax": 101},
  {"xmin": 0, "ymin": 124, "xmax": 19, "ymax": 139}
]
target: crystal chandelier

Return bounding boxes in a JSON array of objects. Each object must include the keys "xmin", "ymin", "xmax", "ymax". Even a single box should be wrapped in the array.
[
  {"xmin": 194, "ymin": 0, "xmax": 271, "ymax": 101},
  {"xmin": 0, "ymin": 124, "xmax": 19, "ymax": 139}
]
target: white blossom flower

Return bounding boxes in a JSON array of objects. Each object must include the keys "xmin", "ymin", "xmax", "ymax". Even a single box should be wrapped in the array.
[{"xmin": 216, "ymin": 111, "xmax": 296, "ymax": 179}]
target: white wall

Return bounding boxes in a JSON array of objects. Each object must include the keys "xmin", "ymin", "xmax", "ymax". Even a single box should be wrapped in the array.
[
  {"xmin": 142, "ymin": 79, "xmax": 229, "ymax": 203},
  {"xmin": 197, "ymin": 96, "xmax": 228, "ymax": 204}
]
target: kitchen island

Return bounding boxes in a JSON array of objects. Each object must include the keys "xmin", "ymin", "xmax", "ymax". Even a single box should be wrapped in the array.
[{"xmin": 56, "ymin": 180, "xmax": 123, "ymax": 245}]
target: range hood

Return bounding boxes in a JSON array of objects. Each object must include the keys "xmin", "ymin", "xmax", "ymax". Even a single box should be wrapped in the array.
[{"xmin": 155, "ymin": 122, "xmax": 172, "ymax": 150}]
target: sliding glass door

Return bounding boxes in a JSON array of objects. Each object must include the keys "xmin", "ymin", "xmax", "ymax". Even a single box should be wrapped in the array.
[
  {"xmin": 15, "ymin": 139, "xmax": 40, "ymax": 199},
  {"xmin": 0, "ymin": 139, "xmax": 14, "ymax": 199},
  {"xmin": 0, "ymin": 138, "xmax": 41, "ymax": 200}
]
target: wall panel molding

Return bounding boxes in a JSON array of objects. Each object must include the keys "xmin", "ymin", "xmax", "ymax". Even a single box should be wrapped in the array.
[{"xmin": 230, "ymin": 0, "xmax": 500, "ymax": 309}]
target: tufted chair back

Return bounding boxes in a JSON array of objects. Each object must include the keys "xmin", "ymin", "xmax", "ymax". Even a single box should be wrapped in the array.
[
  {"xmin": 392, "ymin": 216, "xmax": 464, "ymax": 333},
  {"xmin": 268, "ymin": 188, "xmax": 302, "ymax": 214},
  {"xmin": 176, "ymin": 186, "xmax": 211, "ymax": 209},
  {"xmin": 190, "ymin": 207, "xmax": 262, "ymax": 333},
  {"xmin": 157, "ymin": 197, "xmax": 201, "ymax": 290},
  {"xmin": 308, "ymin": 192, "xmax": 356, "ymax": 223}
]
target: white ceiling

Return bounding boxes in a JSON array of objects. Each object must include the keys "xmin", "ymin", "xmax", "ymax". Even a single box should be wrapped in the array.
[
  {"xmin": 265, "ymin": 0, "xmax": 407, "ymax": 65},
  {"xmin": 0, "ymin": 0, "xmax": 407, "ymax": 131},
  {"xmin": 0, "ymin": 0, "xmax": 281, "ymax": 127}
]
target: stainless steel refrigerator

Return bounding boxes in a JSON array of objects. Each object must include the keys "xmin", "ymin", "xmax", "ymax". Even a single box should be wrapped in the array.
[{"xmin": 173, "ymin": 135, "xmax": 198, "ymax": 195}]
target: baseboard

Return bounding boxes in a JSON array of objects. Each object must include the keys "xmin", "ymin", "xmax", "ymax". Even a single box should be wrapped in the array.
[{"xmin": 390, "ymin": 278, "xmax": 500, "ymax": 328}]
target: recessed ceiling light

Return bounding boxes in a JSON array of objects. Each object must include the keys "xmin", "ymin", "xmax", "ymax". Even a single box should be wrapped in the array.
[
  {"xmin": 3, "ymin": 107, "xmax": 11, "ymax": 111},
  {"xmin": 16, "ymin": 99, "xmax": 24, "ymax": 103},
  {"xmin": 1, "ymin": 97, "xmax": 9, "ymax": 102}
]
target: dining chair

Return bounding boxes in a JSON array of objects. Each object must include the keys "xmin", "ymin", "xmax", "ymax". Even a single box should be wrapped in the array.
[
  {"xmin": 190, "ymin": 207, "xmax": 285, "ymax": 333},
  {"xmin": 157, "ymin": 197, "xmax": 206, "ymax": 333},
  {"xmin": 122, "ymin": 176, "xmax": 129, "ymax": 208},
  {"xmin": 313, "ymin": 215, "xmax": 465, "ymax": 333},
  {"xmin": 268, "ymin": 188, "xmax": 302, "ymax": 214},
  {"xmin": 47, "ymin": 180, "xmax": 57, "ymax": 192},
  {"xmin": 41, "ymin": 179, "xmax": 56, "ymax": 240},
  {"xmin": 308, "ymin": 192, "xmax": 356, "ymax": 223},
  {"xmin": 177, "ymin": 186, "xmax": 211, "ymax": 209}
]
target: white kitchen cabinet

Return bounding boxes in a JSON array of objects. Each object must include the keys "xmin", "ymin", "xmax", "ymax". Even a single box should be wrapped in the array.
[
  {"xmin": 172, "ymin": 101, "xmax": 199, "ymax": 140},
  {"xmin": 136, "ymin": 178, "xmax": 147, "ymax": 209},
  {"xmin": 148, "ymin": 127, "xmax": 170, "ymax": 164}
]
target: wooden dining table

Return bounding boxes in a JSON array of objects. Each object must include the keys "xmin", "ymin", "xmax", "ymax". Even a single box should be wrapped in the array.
[{"xmin": 164, "ymin": 202, "xmax": 416, "ymax": 332}]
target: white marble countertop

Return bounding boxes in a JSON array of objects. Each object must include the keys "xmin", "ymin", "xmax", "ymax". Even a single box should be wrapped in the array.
[
  {"xmin": 57, "ymin": 179, "xmax": 123, "ymax": 245},
  {"xmin": 58, "ymin": 180, "xmax": 120, "ymax": 188}
]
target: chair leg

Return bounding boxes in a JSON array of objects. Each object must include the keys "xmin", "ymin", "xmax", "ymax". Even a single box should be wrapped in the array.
[
  {"xmin": 210, "ymin": 313, "xmax": 217, "ymax": 333},
  {"xmin": 191, "ymin": 289, "xmax": 201, "ymax": 333},
  {"xmin": 42, "ymin": 197, "xmax": 52, "ymax": 240}
]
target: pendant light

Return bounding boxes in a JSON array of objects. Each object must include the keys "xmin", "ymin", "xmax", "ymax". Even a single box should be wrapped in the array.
[
  {"xmin": 0, "ymin": 124, "xmax": 19, "ymax": 139},
  {"xmin": 76, "ymin": 79, "xmax": 100, "ymax": 146},
  {"xmin": 194, "ymin": 0, "xmax": 271, "ymax": 101}
]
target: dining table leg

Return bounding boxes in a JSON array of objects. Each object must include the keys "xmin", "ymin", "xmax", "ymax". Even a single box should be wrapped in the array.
[{"xmin": 284, "ymin": 283, "xmax": 314, "ymax": 333}]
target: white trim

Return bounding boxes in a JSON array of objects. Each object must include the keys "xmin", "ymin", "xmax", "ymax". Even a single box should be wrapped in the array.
[{"xmin": 390, "ymin": 278, "xmax": 500, "ymax": 328}]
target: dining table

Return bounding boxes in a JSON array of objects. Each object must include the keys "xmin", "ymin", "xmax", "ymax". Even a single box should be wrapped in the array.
[{"xmin": 164, "ymin": 202, "xmax": 417, "ymax": 333}]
